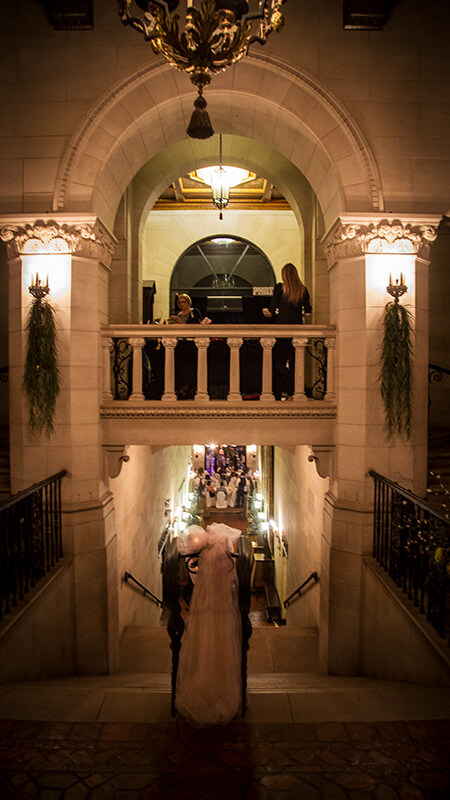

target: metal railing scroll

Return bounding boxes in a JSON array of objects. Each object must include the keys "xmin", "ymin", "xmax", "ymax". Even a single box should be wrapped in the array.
[
  {"xmin": 369, "ymin": 470, "xmax": 449, "ymax": 643},
  {"xmin": 0, "ymin": 470, "xmax": 67, "ymax": 621}
]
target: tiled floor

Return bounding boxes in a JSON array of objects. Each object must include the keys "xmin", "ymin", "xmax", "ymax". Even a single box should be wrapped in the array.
[{"xmin": 1, "ymin": 716, "xmax": 449, "ymax": 799}]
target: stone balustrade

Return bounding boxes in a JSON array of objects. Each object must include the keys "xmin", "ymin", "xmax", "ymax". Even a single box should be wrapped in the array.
[{"xmin": 100, "ymin": 324, "xmax": 337, "ymax": 410}]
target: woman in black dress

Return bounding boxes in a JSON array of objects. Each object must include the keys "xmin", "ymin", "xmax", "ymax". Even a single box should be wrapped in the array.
[{"xmin": 262, "ymin": 263, "xmax": 312, "ymax": 399}]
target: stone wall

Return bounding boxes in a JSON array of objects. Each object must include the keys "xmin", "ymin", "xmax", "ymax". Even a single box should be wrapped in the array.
[
  {"xmin": 273, "ymin": 445, "xmax": 329, "ymax": 627},
  {"xmin": 361, "ymin": 558, "xmax": 450, "ymax": 686},
  {"xmin": 143, "ymin": 210, "xmax": 302, "ymax": 318},
  {"xmin": 0, "ymin": 562, "xmax": 76, "ymax": 682},
  {"xmin": 110, "ymin": 444, "xmax": 190, "ymax": 632}
]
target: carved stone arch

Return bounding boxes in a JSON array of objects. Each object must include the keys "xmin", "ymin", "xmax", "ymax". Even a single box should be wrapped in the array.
[{"xmin": 53, "ymin": 55, "xmax": 384, "ymax": 233}]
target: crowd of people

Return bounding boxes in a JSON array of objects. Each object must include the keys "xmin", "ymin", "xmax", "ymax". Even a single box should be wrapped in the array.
[{"xmin": 193, "ymin": 466, "xmax": 258, "ymax": 510}]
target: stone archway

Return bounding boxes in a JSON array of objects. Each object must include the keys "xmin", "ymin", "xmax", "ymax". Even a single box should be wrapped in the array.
[{"xmin": 53, "ymin": 54, "xmax": 384, "ymax": 234}]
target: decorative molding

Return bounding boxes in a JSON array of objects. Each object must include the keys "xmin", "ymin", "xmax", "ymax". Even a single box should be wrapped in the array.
[
  {"xmin": 100, "ymin": 404, "xmax": 337, "ymax": 420},
  {"xmin": 103, "ymin": 445, "xmax": 130, "ymax": 479},
  {"xmin": 53, "ymin": 54, "xmax": 384, "ymax": 215},
  {"xmin": 308, "ymin": 446, "xmax": 334, "ymax": 479},
  {"xmin": 323, "ymin": 215, "xmax": 441, "ymax": 267},
  {"xmin": 0, "ymin": 217, "xmax": 116, "ymax": 266}
]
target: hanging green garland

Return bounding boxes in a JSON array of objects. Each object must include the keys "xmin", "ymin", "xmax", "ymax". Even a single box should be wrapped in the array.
[
  {"xmin": 23, "ymin": 282, "xmax": 60, "ymax": 438},
  {"xmin": 379, "ymin": 301, "xmax": 414, "ymax": 439}
]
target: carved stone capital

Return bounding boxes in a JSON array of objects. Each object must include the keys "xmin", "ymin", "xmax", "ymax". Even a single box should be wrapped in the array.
[
  {"xmin": 324, "ymin": 337, "xmax": 336, "ymax": 350},
  {"xmin": 227, "ymin": 337, "xmax": 243, "ymax": 349},
  {"xmin": 102, "ymin": 337, "xmax": 113, "ymax": 351},
  {"xmin": 323, "ymin": 215, "xmax": 440, "ymax": 268},
  {"xmin": 292, "ymin": 337, "xmax": 310, "ymax": 348},
  {"xmin": 104, "ymin": 445, "xmax": 130, "ymax": 480},
  {"xmin": 307, "ymin": 445, "xmax": 334, "ymax": 479},
  {"xmin": 195, "ymin": 337, "xmax": 210, "ymax": 349},
  {"xmin": 0, "ymin": 216, "xmax": 116, "ymax": 266},
  {"xmin": 161, "ymin": 337, "xmax": 178, "ymax": 349},
  {"xmin": 129, "ymin": 337, "xmax": 146, "ymax": 348},
  {"xmin": 260, "ymin": 338, "xmax": 276, "ymax": 348}
]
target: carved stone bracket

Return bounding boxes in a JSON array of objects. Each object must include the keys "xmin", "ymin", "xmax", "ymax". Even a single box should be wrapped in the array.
[
  {"xmin": 0, "ymin": 216, "xmax": 116, "ymax": 266},
  {"xmin": 323, "ymin": 215, "xmax": 441, "ymax": 268},
  {"xmin": 308, "ymin": 445, "xmax": 334, "ymax": 479},
  {"xmin": 104, "ymin": 445, "xmax": 130, "ymax": 479}
]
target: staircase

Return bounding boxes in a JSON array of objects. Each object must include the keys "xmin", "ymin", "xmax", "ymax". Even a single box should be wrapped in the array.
[{"xmin": 427, "ymin": 427, "xmax": 450, "ymax": 513}]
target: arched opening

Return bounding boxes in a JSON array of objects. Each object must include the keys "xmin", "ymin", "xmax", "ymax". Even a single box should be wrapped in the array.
[{"xmin": 169, "ymin": 234, "xmax": 276, "ymax": 323}]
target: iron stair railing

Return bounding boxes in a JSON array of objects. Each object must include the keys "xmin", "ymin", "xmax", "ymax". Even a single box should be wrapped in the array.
[
  {"xmin": 369, "ymin": 470, "xmax": 449, "ymax": 643},
  {"xmin": 284, "ymin": 571, "xmax": 319, "ymax": 608},
  {"xmin": 0, "ymin": 470, "xmax": 67, "ymax": 621},
  {"xmin": 123, "ymin": 571, "xmax": 163, "ymax": 608}
]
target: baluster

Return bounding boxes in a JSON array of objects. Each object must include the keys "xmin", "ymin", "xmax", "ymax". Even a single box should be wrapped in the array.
[
  {"xmin": 101, "ymin": 337, "xmax": 113, "ymax": 401},
  {"xmin": 129, "ymin": 337, "xmax": 145, "ymax": 401},
  {"xmin": 162, "ymin": 338, "xmax": 178, "ymax": 401},
  {"xmin": 324, "ymin": 337, "xmax": 336, "ymax": 402},
  {"xmin": 292, "ymin": 336, "xmax": 309, "ymax": 400},
  {"xmin": 227, "ymin": 337, "xmax": 243, "ymax": 402},
  {"xmin": 260, "ymin": 338, "xmax": 276, "ymax": 402},
  {"xmin": 195, "ymin": 338, "xmax": 210, "ymax": 402}
]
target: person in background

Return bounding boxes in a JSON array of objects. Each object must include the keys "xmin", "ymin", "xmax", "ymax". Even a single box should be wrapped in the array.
[
  {"xmin": 262, "ymin": 263, "xmax": 312, "ymax": 400},
  {"xmin": 168, "ymin": 293, "xmax": 211, "ymax": 325}
]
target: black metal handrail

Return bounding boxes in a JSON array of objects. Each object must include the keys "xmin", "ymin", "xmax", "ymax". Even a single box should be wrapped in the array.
[
  {"xmin": 0, "ymin": 470, "xmax": 67, "ymax": 621},
  {"xmin": 123, "ymin": 571, "xmax": 163, "ymax": 608},
  {"xmin": 369, "ymin": 470, "xmax": 450, "ymax": 643},
  {"xmin": 284, "ymin": 571, "xmax": 319, "ymax": 608},
  {"xmin": 429, "ymin": 362, "xmax": 450, "ymax": 382}
]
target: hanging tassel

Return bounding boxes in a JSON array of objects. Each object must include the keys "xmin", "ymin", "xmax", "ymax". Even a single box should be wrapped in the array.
[{"xmin": 187, "ymin": 89, "xmax": 214, "ymax": 139}]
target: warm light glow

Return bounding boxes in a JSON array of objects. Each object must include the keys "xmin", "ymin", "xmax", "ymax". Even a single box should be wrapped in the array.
[
  {"xmin": 258, "ymin": 512, "xmax": 266, "ymax": 520},
  {"xmin": 255, "ymin": 493, "xmax": 263, "ymax": 501},
  {"xmin": 253, "ymin": 500, "xmax": 262, "ymax": 510},
  {"xmin": 269, "ymin": 519, "xmax": 278, "ymax": 530},
  {"xmin": 193, "ymin": 444, "xmax": 204, "ymax": 455},
  {"xmin": 197, "ymin": 166, "xmax": 250, "ymax": 189},
  {"xmin": 247, "ymin": 445, "xmax": 257, "ymax": 454},
  {"xmin": 208, "ymin": 443, "xmax": 217, "ymax": 450},
  {"xmin": 261, "ymin": 521, "xmax": 270, "ymax": 532},
  {"xmin": 23, "ymin": 253, "xmax": 71, "ymax": 301},
  {"xmin": 366, "ymin": 253, "xmax": 415, "ymax": 304}
]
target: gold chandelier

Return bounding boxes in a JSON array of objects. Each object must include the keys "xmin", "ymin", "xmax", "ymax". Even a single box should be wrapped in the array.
[{"xmin": 118, "ymin": 1, "xmax": 287, "ymax": 139}]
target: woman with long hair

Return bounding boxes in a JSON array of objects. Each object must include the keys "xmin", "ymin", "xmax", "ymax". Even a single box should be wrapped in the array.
[{"xmin": 262, "ymin": 263, "xmax": 312, "ymax": 399}]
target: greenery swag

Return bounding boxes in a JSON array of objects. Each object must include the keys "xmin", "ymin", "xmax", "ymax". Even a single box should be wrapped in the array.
[
  {"xmin": 379, "ymin": 301, "xmax": 414, "ymax": 439},
  {"xmin": 23, "ymin": 294, "xmax": 60, "ymax": 438}
]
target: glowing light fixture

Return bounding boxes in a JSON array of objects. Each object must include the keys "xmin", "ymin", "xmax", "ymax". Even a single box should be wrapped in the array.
[{"xmin": 118, "ymin": 1, "xmax": 287, "ymax": 139}]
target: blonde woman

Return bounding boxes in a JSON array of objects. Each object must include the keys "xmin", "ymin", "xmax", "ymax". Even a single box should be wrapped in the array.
[{"xmin": 262, "ymin": 263, "xmax": 312, "ymax": 399}]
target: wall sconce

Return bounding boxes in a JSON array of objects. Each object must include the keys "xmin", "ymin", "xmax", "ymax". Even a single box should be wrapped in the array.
[
  {"xmin": 253, "ymin": 499, "xmax": 262, "ymax": 510},
  {"xmin": 257, "ymin": 511, "xmax": 265, "ymax": 521},
  {"xmin": 386, "ymin": 272, "xmax": 408, "ymax": 304},
  {"xmin": 29, "ymin": 272, "xmax": 50, "ymax": 301}
]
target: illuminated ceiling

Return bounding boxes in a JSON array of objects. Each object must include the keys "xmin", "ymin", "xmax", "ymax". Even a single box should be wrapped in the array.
[{"xmin": 154, "ymin": 170, "xmax": 290, "ymax": 211}]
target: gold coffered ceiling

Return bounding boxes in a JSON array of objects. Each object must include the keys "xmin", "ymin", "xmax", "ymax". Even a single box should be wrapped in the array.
[{"xmin": 154, "ymin": 171, "xmax": 290, "ymax": 211}]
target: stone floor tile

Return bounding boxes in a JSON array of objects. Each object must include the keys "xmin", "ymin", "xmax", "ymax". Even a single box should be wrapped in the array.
[
  {"xmin": 9, "ymin": 722, "xmax": 44, "ymax": 740},
  {"xmin": 398, "ymin": 786, "xmax": 425, "ymax": 800},
  {"xmin": 285, "ymin": 722, "xmax": 318, "ymax": 742},
  {"xmin": 316, "ymin": 723, "xmax": 348, "ymax": 742},
  {"xmin": 410, "ymin": 770, "xmax": 450, "ymax": 790},
  {"xmin": 88, "ymin": 784, "xmax": 117, "ymax": 800},
  {"xmin": 431, "ymin": 720, "xmax": 450, "ymax": 739},
  {"xmin": 260, "ymin": 773, "xmax": 303, "ymax": 790},
  {"xmin": 375, "ymin": 722, "xmax": 410, "ymax": 740},
  {"xmin": 320, "ymin": 783, "xmax": 348, "ymax": 800},
  {"xmin": 334, "ymin": 773, "xmax": 376, "ymax": 791},
  {"xmin": 63, "ymin": 783, "xmax": 90, "ymax": 800},
  {"xmin": 374, "ymin": 786, "xmax": 399, "ymax": 799},
  {"xmin": 137, "ymin": 785, "xmax": 165, "ymax": 800},
  {"xmin": 68, "ymin": 724, "xmax": 103, "ymax": 742},
  {"xmin": 38, "ymin": 723, "xmax": 74, "ymax": 740},
  {"xmin": 100, "ymin": 724, "xmax": 134, "ymax": 742},
  {"xmin": 0, "ymin": 719, "xmax": 15, "ymax": 738},
  {"xmin": 35, "ymin": 772, "xmax": 78, "ymax": 789},
  {"xmin": 405, "ymin": 720, "xmax": 440, "ymax": 740},
  {"xmin": 345, "ymin": 722, "xmax": 379, "ymax": 741}
]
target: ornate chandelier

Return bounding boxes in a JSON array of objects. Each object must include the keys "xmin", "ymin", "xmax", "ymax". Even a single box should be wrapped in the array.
[{"xmin": 118, "ymin": 1, "xmax": 287, "ymax": 139}]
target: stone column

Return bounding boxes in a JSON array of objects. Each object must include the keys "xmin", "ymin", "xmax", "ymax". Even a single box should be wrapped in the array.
[
  {"xmin": 129, "ymin": 337, "xmax": 145, "ymax": 401},
  {"xmin": 227, "ymin": 337, "xmax": 243, "ymax": 402},
  {"xmin": 319, "ymin": 213, "xmax": 440, "ymax": 676},
  {"xmin": 292, "ymin": 336, "xmax": 309, "ymax": 400},
  {"xmin": 1, "ymin": 215, "xmax": 119, "ymax": 676},
  {"xmin": 161, "ymin": 337, "xmax": 177, "ymax": 401},
  {"xmin": 195, "ymin": 337, "xmax": 210, "ymax": 402},
  {"xmin": 260, "ymin": 337, "xmax": 275, "ymax": 402},
  {"xmin": 102, "ymin": 337, "xmax": 113, "ymax": 402}
]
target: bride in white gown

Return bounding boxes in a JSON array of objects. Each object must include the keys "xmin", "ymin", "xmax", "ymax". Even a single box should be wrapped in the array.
[{"xmin": 175, "ymin": 523, "xmax": 243, "ymax": 727}]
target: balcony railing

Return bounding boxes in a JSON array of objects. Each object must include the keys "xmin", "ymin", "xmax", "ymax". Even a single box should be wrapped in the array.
[{"xmin": 100, "ymin": 324, "xmax": 336, "ymax": 408}]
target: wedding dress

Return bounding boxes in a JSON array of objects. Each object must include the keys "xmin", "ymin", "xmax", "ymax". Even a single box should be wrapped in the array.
[{"xmin": 175, "ymin": 523, "xmax": 243, "ymax": 726}]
